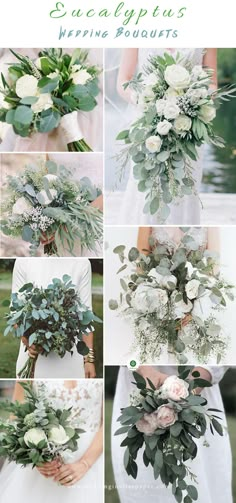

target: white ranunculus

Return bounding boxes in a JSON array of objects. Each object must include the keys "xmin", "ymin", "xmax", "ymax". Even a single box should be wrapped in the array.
[
  {"xmin": 185, "ymin": 279, "xmax": 201, "ymax": 299},
  {"xmin": 160, "ymin": 375, "xmax": 189, "ymax": 401},
  {"xmin": 38, "ymin": 189, "xmax": 57, "ymax": 205},
  {"xmin": 48, "ymin": 425, "xmax": 70, "ymax": 445},
  {"xmin": 171, "ymin": 290, "xmax": 193, "ymax": 318},
  {"xmin": 156, "ymin": 98, "xmax": 167, "ymax": 116},
  {"xmin": 148, "ymin": 268, "xmax": 177, "ymax": 290},
  {"xmin": 174, "ymin": 114, "xmax": 192, "ymax": 133},
  {"xmin": 199, "ymin": 104, "xmax": 216, "ymax": 124},
  {"xmin": 156, "ymin": 119, "xmax": 172, "ymax": 136},
  {"xmin": 144, "ymin": 72, "xmax": 159, "ymax": 87},
  {"xmin": 43, "ymin": 174, "xmax": 59, "ymax": 183},
  {"xmin": 164, "ymin": 101, "xmax": 180, "ymax": 120},
  {"xmin": 12, "ymin": 197, "xmax": 32, "ymax": 215},
  {"xmin": 0, "ymin": 92, "xmax": 12, "ymax": 110},
  {"xmin": 16, "ymin": 75, "xmax": 38, "ymax": 98},
  {"xmin": 145, "ymin": 135, "xmax": 162, "ymax": 153},
  {"xmin": 31, "ymin": 93, "xmax": 53, "ymax": 113},
  {"xmin": 24, "ymin": 428, "xmax": 47, "ymax": 447},
  {"xmin": 71, "ymin": 69, "xmax": 91, "ymax": 85},
  {"xmin": 164, "ymin": 64, "xmax": 191, "ymax": 90},
  {"xmin": 131, "ymin": 284, "xmax": 168, "ymax": 318},
  {"xmin": 191, "ymin": 65, "xmax": 208, "ymax": 81}
]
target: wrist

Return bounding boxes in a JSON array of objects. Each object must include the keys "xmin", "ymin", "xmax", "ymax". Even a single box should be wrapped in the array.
[{"xmin": 84, "ymin": 348, "xmax": 95, "ymax": 364}]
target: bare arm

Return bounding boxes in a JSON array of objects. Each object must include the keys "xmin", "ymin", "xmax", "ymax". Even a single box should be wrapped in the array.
[
  {"xmin": 137, "ymin": 227, "xmax": 152, "ymax": 254},
  {"xmin": 117, "ymin": 49, "xmax": 138, "ymax": 102},
  {"xmin": 12, "ymin": 381, "xmax": 27, "ymax": 402},
  {"xmin": 83, "ymin": 331, "xmax": 96, "ymax": 378},
  {"xmin": 207, "ymin": 227, "xmax": 220, "ymax": 254},
  {"xmin": 90, "ymin": 194, "xmax": 103, "ymax": 211},
  {"xmin": 203, "ymin": 48, "xmax": 218, "ymax": 90}
]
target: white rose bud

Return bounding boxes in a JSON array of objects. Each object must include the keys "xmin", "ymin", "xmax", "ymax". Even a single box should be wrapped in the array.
[
  {"xmin": 48, "ymin": 425, "xmax": 70, "ymax": 445},
  {"xmin": 156, "ymin": 120, "xmax": 172, "ymax": 136},
  {"xmin": 72, "ymin": 69, "xmax": 91, "ymax": 85},
  {"xmin": 31, "ymin": 93, "xmax": 53, "ymax": 114},
  {"xmin": 146, "ymin": 135, "xmax": 162, "ymax": 153},
  {"xmin": 199, "ymin": 104, "xmax": 216, "ymax": 124},
  {"xmin": 174, "ymin": 114, "xmax": 192, "ymax": 133},
  {"xmin": 12, "ymin": 197, "xmax": 32, "ymax": 215},
  {"xmin": 185, "ymin": 279, "xmax": 201, "ymax": 299},
  {"xmin": 24, "ymin": 428, "xmax": 47, "ymax": 447},
  {"xmin": 164, "ymin": 64, "xmax": 191, "ymax": 90},
  {"xmin": 16, "ymin": 75, "xmax": 39, "ymax": 98}
]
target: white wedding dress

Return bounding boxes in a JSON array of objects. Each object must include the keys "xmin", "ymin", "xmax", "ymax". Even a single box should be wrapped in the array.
[
  {"xmin": 111, "ymin": 366, "xmax": 232, "ymax": 503},
  {"xmin": 13, "ymin": 257, "xmax": 93, "ymax": 378},
  {"xmin": 0, "ymin": 379, "xmax": 103, "ymax": 503},
  {"xmin": 119, "ymin": 48, "xmax": 204, "ymax": 225}
]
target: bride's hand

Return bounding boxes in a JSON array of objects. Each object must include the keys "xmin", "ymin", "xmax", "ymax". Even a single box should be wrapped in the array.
[
  {"xmin": 137, "ymin": 366, "xmax": 168, "ymax": 389},
  {"xmin": 90, "ymin": 194, "xmax": 103, "ymax": 211},
  {"xmin": 40, "ymin": 232, "xmax": 55, "ymax": 245},
  {"xmin": 53, "ymin": 460, "xmax": 88, "ymax": 486},
  {"xmin": 84, "ymin": 362, "xmax": 96, "ymax": 378},
  {"xmin": 21, "ymin": 337, "xmax": 42, "ymax": 359},
  {"xmin": 37, "ymin": 460, "xmax": 61, "ymax": 478}
]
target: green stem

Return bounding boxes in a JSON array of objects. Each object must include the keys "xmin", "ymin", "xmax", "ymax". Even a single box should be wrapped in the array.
[
  {"xmin": 18, "ymin": 356, "xmax": 37, "ymax": 378},
  {"xmin": 67, "ymin": 139, "xmax": 93, "ymax": 152}
]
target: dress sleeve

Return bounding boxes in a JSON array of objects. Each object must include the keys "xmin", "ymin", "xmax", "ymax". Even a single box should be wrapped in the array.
[
  {"xmin": 77, "ymin": 260, "xmax": 92, "ymax": 310},
  {"xmin": 11, "ymin": 259, "xmax": 27, "ymax": 293},
  {"xmin": 200, "ymin": 366, "xmax": 229, "ymax": 385}
]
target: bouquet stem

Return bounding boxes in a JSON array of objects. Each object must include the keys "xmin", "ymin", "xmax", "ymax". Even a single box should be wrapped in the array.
[
  {"xmin": 18, "ymin": 356, "xmax": 38, "ymax": 378},
  {"xmin": 44, "ymin": 241, "xmax": 58, "ymax": 256},
  {"xmin": 67, "ymin": 139, "xmax": 93, "ymax": 152}
]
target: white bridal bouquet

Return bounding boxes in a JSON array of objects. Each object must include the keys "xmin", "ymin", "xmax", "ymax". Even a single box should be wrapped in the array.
[
  {"xmin": 117, "ymin": 52, "xmax": 236, "ymax": 221},
  {"xmin": 0, "ymin": 48, "xmax": 102, "ymax": 151}
]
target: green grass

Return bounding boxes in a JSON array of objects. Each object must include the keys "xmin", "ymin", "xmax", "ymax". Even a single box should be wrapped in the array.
[
  {"xmin": 105, "ymin": 399, "xmax": 236, "ymax": 503},
  {"xmin": 92, "ymin": 272, "xmax": 103, "ymax": 289},
  {"xmin": 0, "ymin": 276, "xmax": 103, "ymax": 378}
]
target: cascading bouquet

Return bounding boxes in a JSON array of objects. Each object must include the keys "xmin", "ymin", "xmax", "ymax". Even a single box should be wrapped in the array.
[
  {"xmin": 0, "ymin": 382, "xmax": 84, "ymax": 467},
  {"xmin": 116, "ymin": 52, "xmax": 236, "ymax": 222},
  {"xmin": 109, "ymin": 229, "xmax": 234, "ymax": 364},
  {"xmin": 0, "ymin": 48, "xmax": 101, "ymax": 151},
  {"xmin": 115, "ymin": 369, "xmax": 224, "ymax": 503},
  {"xmin": 3, "ymin": 274, "xmax": 102, "ymax": 378},
  {"xmin": 0, "ymin": 159, "xmax": 103, "ymax": 256}
]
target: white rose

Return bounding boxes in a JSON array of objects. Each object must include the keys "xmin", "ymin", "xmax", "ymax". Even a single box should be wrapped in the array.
[
  {"xmin": 24, "ymin": 428, "xmax": 47, "ymax": 447},
  {"xmin": 174, "ymin": 114, "xmax": 192, "ymax": 133},
  {"xmin": 164, "ymin": 101, "xmax": 180, "ymax": 120},
  {"xmin": 132, "ymin": 284, "xmax": 168, "ymax": 318},
  {"xmin": 156, "ymin": 99, "xmax": 167, "ymax": 116},
  {"xmin": 31, "ymin": 93, "xmax": 53, "ymax": 113},
  {"xmin": 144, "ymin": 72, "xmax": 159, "ymax": 87},
  {"xmin": 43, "ymin": 174, "xmax": 58, "ymax": 183},
  {"xmin": 38, "ymin": 189, "xmax": 57, "ymax": 205},
  {"xmin": 191, "ymin": 65, "xmax": 208, "ymax": 81},
  {"xmin": 71, "ymin": 69, "xmax": 91, "ymax": 85},
  {"xmin": 199, "ymin": 104, "xmax": 216, "ymax": 124},
  {"xmin": 160, "ymin": 375, "xmax": 189, "ymax": 401},
  {"xmin": 164, "ymin": 64, "xmax": 191, "ymax": 90},
  {"xmin": 16, "ymin": 75, "xmax": 38, "ymax": 98},
  {"xmin": 0, "ymin": 92, "xmax": 12, "ymax": 110},
  {"xmin": 185, "ymin": 279, "xmax": 201, "ymax": 299},
  {"xmin": 171, "ymin": 291, "xmax": 193, "ymax": 318},
  {"xmin": 146, "ymin": 135, "xmax": 162, "ymax": 153},
  {"xmin": 156, "ymin": 120, "xmax": 172, "ymax": 136},
  {"xmin": 12, "ymin": 197, "xmax": 32, "ymax": 215},
  {"xmin": 48, "ymin": 425, "xmax": 70, "ymax": 445},
  {"xmin": 148, "ymin": 268, "xmax": 177, "ymax": 290}
]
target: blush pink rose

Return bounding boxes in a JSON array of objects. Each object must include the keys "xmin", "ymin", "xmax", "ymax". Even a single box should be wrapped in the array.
[
  {"xmin": 155, "ymin": 405, "xmax": 178, "ymax": 429},
  {"xmin": 160, "ymin": 375, "xmax": 189, "ymax": 401},
  {"xmin": 136, "ymin": 412, "xmax": 160, "ymax": 436}
]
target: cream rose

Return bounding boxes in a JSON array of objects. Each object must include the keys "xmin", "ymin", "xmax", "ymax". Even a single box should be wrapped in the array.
[
  {"xmin": 185, "ymin": 279, "xmax": 201, "ymax": 299},
  {"xmin": 16, "ymin": 75, "xmax": 38, "ymax": 98},
  {"xmin": 24, "ymin": 428, "xmax": 47, "ymax": 447},
  {"xmin": 38, "ymin": 189, "xmax": 57, "ymax": 205},
  {"xmin": 48, "ymin": 425, "xmax": 70, "ymax": 445},
  {"xmin": 156, "ymin": 120, "xmax": 172, "ymax": 136},
  {"xmin": 164, "ymin": 101, "xmax": 180, "ymax": 120},
  {"xmin": 156, "ymin": 405, "xmax": 178, "ymax": 428},
  {"xmin": 131, "ymin": 284, "xmax": 168, "ymax": 317},
  {"xmin": 174, "ymin": 114, "xmax": 192, "ymax": 133},
  {"xmin": 71, "ymin": 69, "xmax": 91, "ymax": 85},
  {"xmin": 145, "ymin": 135, "xmax": 162, "ymax": 153},
  {"xmin": 31, "ymin": 93, "xmax": 53, "ymax": 113},
  {"xmin": 165, "ymin": 64, "xmax": 191, "ymax": 90},
  {"xmin": 12, "ymin": 197, "xmax": 32, "ymax": 215},
  {"xmin": 199, "ymin": 104, "xmax": 216, "ymax": 124},
  {"xmin": 160, "ymin": 375, "xmax": 189, "ymax": 401}
]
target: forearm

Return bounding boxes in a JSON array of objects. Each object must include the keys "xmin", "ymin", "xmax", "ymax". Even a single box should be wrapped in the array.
[
  {"xmin": 83, "ymin": 332, "xmax": 94, "ymax": 350},
  {"xmin": 137, "ymin": 227, "xmax": 152, "ymax": 254},
  {"xmin": 203, "ymin": 48, "xmax": 218, "ymax": 89},
  {"xmin": 90, "ymin": 194, "xmax": 103, "ymax": 211}
]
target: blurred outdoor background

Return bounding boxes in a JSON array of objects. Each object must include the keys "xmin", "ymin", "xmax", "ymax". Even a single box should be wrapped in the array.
[
  {"xmin": 0, "ymin": 258, "xmax": 103, "ymax": 378},
  {"xmin": 105, "ymin": 366, "xmax": 236, "ymax": 503}
]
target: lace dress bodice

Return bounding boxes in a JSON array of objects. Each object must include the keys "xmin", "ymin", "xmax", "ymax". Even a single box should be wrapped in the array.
[
  {"xmin": 151, "ymin": 227, "xmax": 208, "ymax": 251},
  {"xmin": 35, "ymin": 380, "xmax": 103, "ymax": 432},
  {"xmin": 138, "ymin": 48, "xmax": 204, "ymax": 70}
]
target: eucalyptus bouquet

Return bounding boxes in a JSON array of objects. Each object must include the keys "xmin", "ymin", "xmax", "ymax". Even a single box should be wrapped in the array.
[
  {"xmin": 117, "ymin": 52, "xmax": 236, "ymax": 222},
  {"xmin": 0, "ymin": 159, "xmax": 103, "ymax": 256},
  {"xmin": 115, "ymin": 369, "xmax": 224, "ymax": 503},
  {"xmin": 3, "ymin": 274, "xmax": 102, "ymax": 378},
  {"xmin": 0, "ymin": 382, "xmax": 84, "ymax": 467},
  {"xmin": 109, "ymin": 229, "xmax": 234, "ymax": 364},
  {"xmin": 0, "ymin": 48, "xmax": 101, "ymax": 151}
]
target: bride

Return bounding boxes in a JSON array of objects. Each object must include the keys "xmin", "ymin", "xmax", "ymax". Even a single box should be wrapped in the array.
[
  {"xmin": 111, "ymin": 365, "xmax": 232, "ymax": 503},
  {"xmin": 12, "ymin": 257, "xmax": 98, "ymax": 378},
  {"xmin": 116, "ymin": 48, "xmax": 217, "ymax": 225},
  {"xmin": 0, "ymin": 379, "xmax": 103, "ymax": 503}
]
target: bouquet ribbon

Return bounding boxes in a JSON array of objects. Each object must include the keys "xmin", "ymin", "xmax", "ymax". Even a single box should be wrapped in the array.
[{"xmin": 60, "ymin": 111, "xmax": 84, "ymax": 143}]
